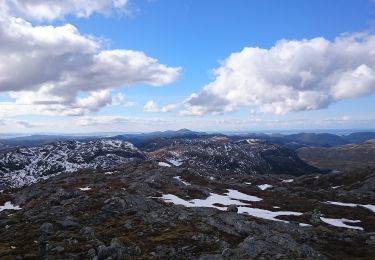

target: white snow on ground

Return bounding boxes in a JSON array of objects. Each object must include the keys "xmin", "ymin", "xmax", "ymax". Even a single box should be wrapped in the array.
[
  {"xmin": 104, "ymin": 171, "xmax": 113, "ymax": 175},
  {"xmin": 362, "ymin": 204, "xmax": 375, "ymax": 213},
  {"xmin": 160, "ymin": 190, "xmax": 305, "ymax": 223},
  {"xmin": 79, "ymin": 187, "xmax": 91, "ymax": 191},
  {"xmin": 257, "ymin": 184, "xmax": 273, "ymax": 190},
  {"xmin": 324, "ymin": 201, "xmax": 357, "ymax": 207},
  {"xmin": 161, "ymin": 189, "xmax": 262, "ymax": 210},
  {"xmin": 238, "ymin": 207, "xmax": 303, "ymax": 222},
  {"xmin": 324, "ymin": 201, "xmax": 375, "ymax": 213},
  {"xmin": 282, "ymin": 179, "xmax": 294, "ymax": 183},
  {"xmin": 226, "ymin": 189, "xmax": 262, "ymax": 202},
  {"xmin": 167, "ymin": 158, "xmax": 183, "ymax": 166},
  {"xmin": 273, "ymin": 206, "xmax": 281, "ymax": 209},
  {"xmin": 161, "ymin": 194, "xmax": 194, "ymax": 208},
  {"xmin": 158, "ymin": 162, "xmax": 171, "ymax": 167},
  {"xmin": 244, "ymin": 182, "xmax": 252, "ymax": 185},
  {"xmin": 332, "ymin": 186, "xmax": 342, "ymax": 189},
  {"xmin": 0, "ymin": 201, "xmax": 22, "ymax": 212},
  {"xmin": 299, "ymin": 223, "xmax": 312, "ymax": 227},
  {"xmin": 173, "ymin": 176, "xmax": 191, "ymax": 186},
  {"xmin": 320, "ymin": 217, "xmax": 363, "ymax": 230}
]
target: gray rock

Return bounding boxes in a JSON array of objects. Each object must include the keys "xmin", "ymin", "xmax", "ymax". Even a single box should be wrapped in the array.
[
  {"xmin": 155, "ymin": 246, "xmax": 176, "ymax": 257},
  {"xmin": 221, "ymin": 248, "xmax": 232, "ymax": 257},
  {"xmin": 226, "ymin": 205, "xmax": 238, "ymax": 213},
  {"xmin": 309, "ymin": 210, "xmax": 322, "ymax": 225},
  {"xmin": 80, "ymin": 226, "xmax": 96, "ymax": 240},
  {"xmin": 40, "ymin": 222, "xmax": 54, "ymax": 235},
  {"xmin": 87, "ymin": 248, "xmax": 97, "ymax": 258},
  {"xmin": 59, "ymin": 216, "xmax": 81, "ymax": 228},
  {"xmin": 51, "ymin": 245, "xmax": 64, "ymax": 253}
]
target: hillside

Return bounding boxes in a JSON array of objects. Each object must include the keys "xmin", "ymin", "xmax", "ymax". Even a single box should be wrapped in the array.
[
  {"xmin": 298, "ymin": 140, "xmax": 375, "ymax": 171},
  {"xmin": 148, "ymin": 137, "xmax": 320, "ymax": 176},
  {"xmin": 0, "ymin": 140, "xmax": 145, "ymax": 188},
  {"xmin": 0, "ymin": 161, "xmax": 374, "ymax": 259},
  {"xmin": 0, "ymin": 136, "xmax": 321, "ymax": 189}
]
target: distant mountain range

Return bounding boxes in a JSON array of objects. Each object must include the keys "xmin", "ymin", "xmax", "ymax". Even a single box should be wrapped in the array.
[
  {"xmin": 0, "ymin": 129, "xmax": 374, "ymax": 178},
  {"xmin": 1, "ymin": 130, "xmax": 374, "ymax": 152},
  {"xmin": 0, "ymin": 133, "xmax": 321, "ymax": 188}
]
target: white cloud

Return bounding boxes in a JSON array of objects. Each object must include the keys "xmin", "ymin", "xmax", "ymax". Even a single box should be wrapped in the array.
[
  {"xmin": 7, "ymin": 0, "xmax": 129, "ymax": 20},
  {"xmin": 0, "ymin": 7, "xmax": 181, "ymax": 116},
  {"xmin": 4, "ymin": 90, "xmax": 136, "ymax": 117},
  {"xmin": 183, "ymin": 33, "xmax": 375, "ymax": 116},
  {"xmin": 112, "ymin": 93, "xmax": 136, "ymax": 107},
  {"xmin": 144, "ymin": 100, "xmax": 178, "ymax": 113}
]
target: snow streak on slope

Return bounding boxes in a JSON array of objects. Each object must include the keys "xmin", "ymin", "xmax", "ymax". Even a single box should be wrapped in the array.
[{"xmin": 0, "ymin": 139, "xmax": 144, "ymax": 188}]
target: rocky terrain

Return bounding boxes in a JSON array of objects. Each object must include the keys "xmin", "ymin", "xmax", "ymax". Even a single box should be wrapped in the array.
[
  {"xmin": 0, "ymin": 160, "xmax": 374, "ymax": 259},
  {"xmin": 0, "ymin": 140, "xmax": 145, "ymax": 188},
  {"xmin": 148, "ymin": 136, "xmax": 320, "ymax": 176},
  {"xmin": 0, "ymin": 132, "xmax": 374, "ymax": 259},
  {"xmin": 298, "ymin": 140, "xmax": 375, "ymax": 171},
  {"xmin": 0, "ymin": 136, "xmax": 320, "ymax": 189}
]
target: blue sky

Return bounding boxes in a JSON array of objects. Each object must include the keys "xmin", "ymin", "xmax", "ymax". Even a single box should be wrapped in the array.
[{"xmin": 1, "ymin": 0, "xmax": 375, "ymax": 133}]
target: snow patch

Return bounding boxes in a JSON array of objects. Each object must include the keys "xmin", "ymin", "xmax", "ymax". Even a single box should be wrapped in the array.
[
  {"xmin": 362, "ymin": 204, "xmax": 375, "ymax": 213},
  {"xmin": 0, "ymin": 201, "xmax": 22, "ymax": 212},
  {"xmin": 160, "ymin": 192, "xmax": 305, "ymax": 223},
  {"xmin": 282, "ymin": 179, "xmax": 294, "ymax": 183},
  {"xmin": 226, "ymin": 189, "xmax": 262, "ymax": 202},
  {"xmin": 320, "ymin": 217, "xmax": 363, "ymax": 230},
  {"xmin": 173, "ymin": 176, "xmax": 191, "ymax": 186},
  {"xmin": 238, "ymin": 207, "xmax": 303, "ymax": 222},
  {"xmin": 167, "ymin": 158, "xmax": 183, "ymax": 167},
  {"xmin": 79, "ymin": 187, "xmax": 91, "ymax": 191},
  {"xmin": 158, "ymin": 162, "xmax": 171, "ymax": 167},
  {"xmin": 324, "ymin": 201, "xmax": 375, "ymax": 213},
  {"xmin": 161, "ymin": 189, "xmax": 262, "ymax": 210},
  {"xmin": 258, "ymin": 184, "xmax": 273, "ymax": 190}
]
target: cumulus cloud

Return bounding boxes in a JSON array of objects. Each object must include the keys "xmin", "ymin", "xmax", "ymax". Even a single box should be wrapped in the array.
[
  {"xmin": 112, "ymin": 93, "xmax": 136, "ymax": 107},
  {"xmin": 144, "ymin": 100, "xmax": 178, "ymax": 113},
  {"xmin": 0, "ymin": 6, "xmax": 181, "ymax": 116},
  {"xmin": 183, "ymin": 33, "xmax": 375, "ymax": 116},
  {"xmin": 6, "ymin": 90, "xmax": 136, "ymax": 116},
  {"xmin": 7, "ymin": 0, "xmax": 129, "ymax": 20}
]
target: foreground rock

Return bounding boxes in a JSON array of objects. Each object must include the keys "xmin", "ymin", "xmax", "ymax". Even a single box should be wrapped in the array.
[{"xmin": 0, "ymin": 161, "xmax": 374, "ymax": 259}]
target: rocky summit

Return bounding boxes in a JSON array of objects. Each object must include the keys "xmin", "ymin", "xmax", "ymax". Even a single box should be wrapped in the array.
[{"xmin": 0, "ymin": 136, "xmax": 374, "ymax": 259}]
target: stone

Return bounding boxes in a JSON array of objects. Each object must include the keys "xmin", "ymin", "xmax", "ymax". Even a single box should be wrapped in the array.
[
  {"xmin": 226, "ymin": 204, "xmax": 238, "ymax": 213},
  {"xmin": 40, "ymin": 223, "xmax": 54, "ymax": 235}
]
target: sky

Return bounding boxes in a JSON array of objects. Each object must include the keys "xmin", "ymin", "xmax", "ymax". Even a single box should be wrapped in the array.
[{"xmin": 1, "ymin": 0, "xmax": 375, "ymax": 133}]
